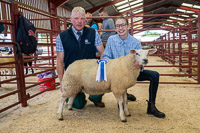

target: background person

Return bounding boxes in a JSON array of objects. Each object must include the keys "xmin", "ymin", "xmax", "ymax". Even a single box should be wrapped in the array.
[
  {"xmin": 85, "ymin": 12, "xmax": 101, "ymax": 58},
  {"xmin": 98, "ymin": 7, "xmax": 115, "ymax": 42},
  {"xmin": 85, "ymin": 12, "xmax": 98, "ymax": 30}
]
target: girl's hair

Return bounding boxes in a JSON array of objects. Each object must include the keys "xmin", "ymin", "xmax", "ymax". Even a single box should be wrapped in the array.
[{"xmin": 114, "ymin": 16, "xmax": 129, "ymax": 25}]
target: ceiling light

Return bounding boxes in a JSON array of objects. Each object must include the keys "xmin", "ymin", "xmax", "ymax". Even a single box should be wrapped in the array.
[
  {"xmin": 169, "ymin": 16, "xmax": 184, "ymax": 21},
  {"xmin": 133, "ymin": 9, "xmax": 143, "ymax": 14},
  {"xmin": 133, "ymin": 17, "xmax": 143, "ymax": 21},
  {"xmin": 182, "ymin": 3, "xmax": 192, "ymax": 7},
  {"xmin": 131, "ymin": 3, "xmax": 143, "ymax": 9},
  {"xmin": 130, "ymin": 0, "xmax": 142, "ymax": 6},
  {"xmin": 181, "ymin": 15, "xmax": 189, "ymax": 17},
  {"xmin": 176, "ymin": 17, "xmax": 184, "ymax": 21},
  {"xmin": 167, "ymin": 19, "xmax": 173, "ymax": 22},
  {"xmin": 119, "ymin": 7, "xmax": 131, "ymax": 12},
  {"xmin": 178, "ymin": 22, "xmax": 184, "ymax": 26},
  {"xmin": 117, "ymin": 4, "xmax": 129, "ymax": 10},
  {"xmin": 176, "ymin": 9, "xmax": 186, "ymax": 12},
  {"xmin": 169, "ymin": 16, "xmax": 177, "ymax": 19},
  {"xmin": 115, "ymin": 0, "xmax": 128, "ymax": 6},
  {"xmin": 193, "ymin": 5, "xmax": 200, "ymax": 9},
  {"xmin": 192, "ymin": 14, "xmax": 198, "ymax": 17},
  {"xmin": 186, "ymin": 10, "xmax": 195, "ymax": 13}
]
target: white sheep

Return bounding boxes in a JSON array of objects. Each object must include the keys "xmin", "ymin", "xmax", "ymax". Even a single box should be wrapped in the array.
[
  {"xmin": 58, "ymin": 49, "xmax": 157, "ymax": 122},
  {"xmin": 0, "ymin": 57, "xmax": 15, "ymax": 81}
]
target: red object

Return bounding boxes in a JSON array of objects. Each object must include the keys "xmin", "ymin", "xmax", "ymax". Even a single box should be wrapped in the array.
[{"xmin": 38, "ymin": 78, "xmax": 55, "ymax": 91}]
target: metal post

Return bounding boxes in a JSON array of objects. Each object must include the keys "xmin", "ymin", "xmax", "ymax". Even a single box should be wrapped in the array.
[
  {"xmin": 49, "ymin": 0, "xmax": 59, "ymax": 32},
  {"xmin": 178, "ymin": 26, "xmax": 182, "ymax": 72},
  {"xmin": 10, "ymin": 2, "xmax": 27, "ymax": 107},
  {"xmin": 50, "ymin": 32, "xmax": 55, "ymax": 67},
  {"xmin": 173, "ymin": 28, "xmax": 175, "ymax": 65},
  {"xmin": 164, "ymin": 34, "xmax": 167, "ymax": 61},
  {"xmin": 188, "ymin": 22, "xmax": 192, "ymax": 78},
  {"xmin": 197, "ymin": 12, "xmax": 200, "ymax": 84},
  {"xmin": 130, "ymin": 12, "xmax": 134, "ymax": 36},
  {"xmin": 168, "ymin": 32, "xmax": 170, "ymax": 63}
]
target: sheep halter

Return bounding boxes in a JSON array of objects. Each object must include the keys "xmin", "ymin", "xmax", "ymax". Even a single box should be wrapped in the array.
[{"xmin": 96, "ymin": 60, "xmax": 108, "ymax": 82}]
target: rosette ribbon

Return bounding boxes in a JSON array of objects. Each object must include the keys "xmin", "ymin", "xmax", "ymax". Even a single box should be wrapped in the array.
[{"xmin": 96, "ymin": 60, "xmax": 108, "ymax": 82}]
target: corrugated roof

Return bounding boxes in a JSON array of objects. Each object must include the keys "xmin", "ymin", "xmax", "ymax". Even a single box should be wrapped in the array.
[{"xmin": 62, "ymin": 0, "xmax": 200, "ymax": 29}]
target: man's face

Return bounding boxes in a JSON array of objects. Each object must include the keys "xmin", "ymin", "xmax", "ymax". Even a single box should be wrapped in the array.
[
  {"xmin": 86, "ymin": 13, "xmax": 92, "ymax": 24},
  {"xmin": 99, "ymin": 11, "xmax": 107, "ymax": 20},
  {"xmin": 115, "ymin": 19, "xmax": 129, "ymax": 37},
  {"xmin": 71, "ymin": 12, "xmax": 85, "ymax": 31},
  {"xmin": 99, "ymin": 12, "xmax": 104, "ymax": 17}
]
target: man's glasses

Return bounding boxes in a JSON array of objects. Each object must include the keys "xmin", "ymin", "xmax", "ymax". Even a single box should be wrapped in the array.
[{"xmin": 115, "ymin": 23, "xmax": 126, "ymax": 28}]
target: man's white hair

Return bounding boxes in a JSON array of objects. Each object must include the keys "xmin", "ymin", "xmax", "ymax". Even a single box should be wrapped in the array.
[{"xmin": 71, "ymin": 7, "xmax": 85, "ymax": 17}]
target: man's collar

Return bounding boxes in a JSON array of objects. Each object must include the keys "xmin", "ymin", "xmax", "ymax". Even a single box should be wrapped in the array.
[
  {"xmin": 117, "ymin": 33, "xmax": 130, "ymax": 43},
  {"xmin": 72, "ymin": 26, "xmax": 83, "ymax": 34}
]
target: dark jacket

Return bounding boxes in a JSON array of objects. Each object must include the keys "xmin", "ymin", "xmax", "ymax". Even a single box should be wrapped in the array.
[{"xmin": 60, "ymin": 27, "xmax": 96, "ymax": 70}]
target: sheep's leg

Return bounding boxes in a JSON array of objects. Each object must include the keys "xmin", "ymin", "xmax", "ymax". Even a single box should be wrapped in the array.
[
  {"xmin": 26, "ymin": 68, "xmax": 28, "ymax": 75},
  {"xmin": 2, "ymin": 70, "xmax": 6, "ymax": 80},
  {"xmin": 7, "ymin": 69, "xmax": 12, "ymax": 79},
  {"xmin": 123, "ymin": 92, "xmax": 131, "ymax": 117},
  {"xmin": 13, "ymin": 69, "xmax": 16, "ymax": 75},
  {"xmin": 114, "ymin": 94, "xmax": 126, "ymax": 122},
  {"xmin": 29, "ymin": 62, "xmax": 34, "ymax": 74},
  {"xmin": 67, "ymin": 96, "xmax": 76, "ymax": 110},
  {"xmin": 31, "ymin": 68, "xmax": 34, "ymax": 74},
  {"xmin": 57, "ymin": 96, "xmax": 67, "ymax": 121},
  {"xmin": 24, "ymin": 63, "xmax": 28, "ymax": 74},
  {"xmin": 0, "ymin": 71, "xmax": 1, "ymax": 81}
]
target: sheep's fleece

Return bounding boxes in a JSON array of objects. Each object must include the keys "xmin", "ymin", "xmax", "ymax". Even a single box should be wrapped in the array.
[
  {"xmin": 62, "ymin": 53, "xmax": 140, "ymax": 97},
  {"xmin": 58, "ymin": 49, "xmax": 156, "ymax": 122}
]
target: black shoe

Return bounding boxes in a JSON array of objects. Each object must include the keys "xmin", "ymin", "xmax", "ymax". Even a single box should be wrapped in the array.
[
  {"xmin": 147, "ymin": 100, "xmax": 165, "ymax": 118},
  {"xmin": 127, "ymin": 93, "xmax": 136, "ymax": 102},
  {"xmin": 94, "ymin": 101, "xmax": 105, "ymax": 107}
]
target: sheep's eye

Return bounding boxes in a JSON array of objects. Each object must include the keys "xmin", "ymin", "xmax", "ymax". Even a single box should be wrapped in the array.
[{"xmin": 135, "ymin": 53, "xmax": 140, "ymax": 56}]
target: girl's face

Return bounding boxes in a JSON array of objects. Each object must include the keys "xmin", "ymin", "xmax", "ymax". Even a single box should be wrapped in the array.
[{"xmin": 115, "ymin": 19, "xmax": 130, "ymax": 37}]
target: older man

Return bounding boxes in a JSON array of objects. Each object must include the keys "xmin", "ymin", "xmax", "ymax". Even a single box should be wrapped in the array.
[{"xmin": 56, "ymin": 7, "xmax": 105, "ymax": 108}]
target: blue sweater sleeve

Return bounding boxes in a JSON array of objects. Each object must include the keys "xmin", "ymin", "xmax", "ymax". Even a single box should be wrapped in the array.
[
  {"xmin": 103, "ymin": 37, "xmax": 113, "ymax": 61},
  {"xmin": 91, "ymin": 24, "xmax": 98, "ymax": 30}
]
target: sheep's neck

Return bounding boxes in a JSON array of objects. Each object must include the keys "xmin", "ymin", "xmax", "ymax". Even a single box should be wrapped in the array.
[{"xmin": 122, "ymin": 54, "xmax": 139, "ymax": 73}]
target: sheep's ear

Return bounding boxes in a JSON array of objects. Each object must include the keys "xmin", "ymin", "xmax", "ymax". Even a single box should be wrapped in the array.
[
  {"xmin": 130, "ymin": 49, "xmax": 136, "ymax": 54},
  {"xmin": 148, "ymin": 49, "xmax": 157, "ymax": 55}
]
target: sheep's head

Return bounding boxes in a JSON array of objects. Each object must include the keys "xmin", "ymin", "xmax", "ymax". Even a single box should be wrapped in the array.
[{"xmin": 130, "ymin": 49, "xmax": 157, "ymax": 65}]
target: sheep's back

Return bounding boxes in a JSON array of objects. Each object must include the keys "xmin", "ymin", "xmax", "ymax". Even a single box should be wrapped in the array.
[
  {"xmin": 63, "ymin": 59, "xmax": 111, "ymax": 95},
  {"xmin": 63, "ymin": 56, "xmax": 140, "ymax": 95}
]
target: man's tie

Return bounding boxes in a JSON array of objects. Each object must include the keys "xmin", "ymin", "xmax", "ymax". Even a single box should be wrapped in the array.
[{"xmin": 77, "ymin": 31, "xmax": 81, "ymax": 43}]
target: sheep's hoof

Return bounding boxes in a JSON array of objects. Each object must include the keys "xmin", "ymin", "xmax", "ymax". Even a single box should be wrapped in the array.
[
  {"xmin": 126, "ymin": 114, "xmax": 131, "ymax": 117},
  {"xmin": 58, "ymin": 118, "xmax": 63, "ymax": 121},
  {"xmin": 68, "ymin": 108, "xmax": 72, "ymax": 110},
  {"xmin": 121, "ymin": 119, "xmax": 127, "ymax": 122}
]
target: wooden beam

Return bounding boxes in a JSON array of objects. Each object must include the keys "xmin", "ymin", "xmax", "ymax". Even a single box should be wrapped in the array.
[
  {"xmin": 115, "ymin": 0, "xmax": 164, "ymax": 16},
  {"xmin": 55, "ymin": 0, "xmax": 69, "ymax": 8},
  {"xmin": 133, "ymin": 18, "xmax": 196, "ymax": 26},
  {"xmin": 179, "ymin": 6, "xmax": 200, "ymax": 12},
  {"xmin": 86, "ymin": 0, "xmax": 124, "ymax": 13}
]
